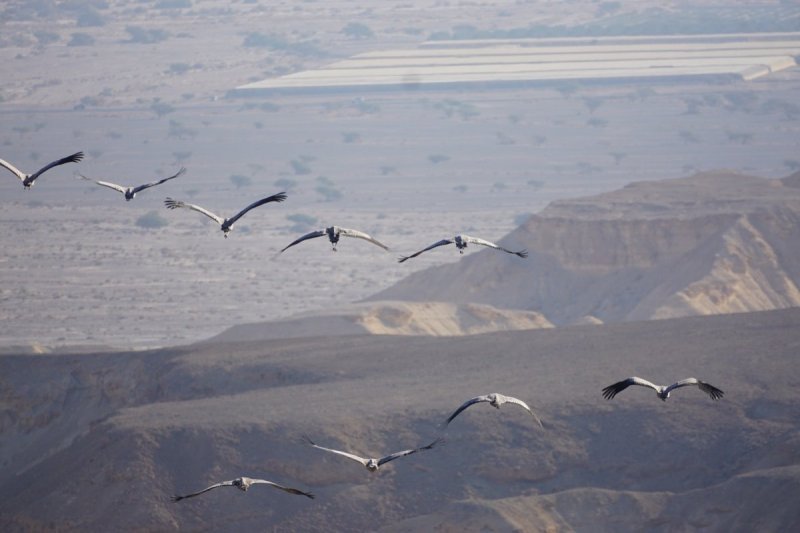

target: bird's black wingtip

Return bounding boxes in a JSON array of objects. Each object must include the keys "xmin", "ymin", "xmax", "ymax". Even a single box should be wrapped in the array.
[
  {"xmin": 601, "ymin": 386, "xmax": 618, "ymax": 400},
  {"xmin": 171, "ymin": 495, "xmax": 184, "ymax": 503},
  {"xmin": 397, "ymin": 256, "xmax": 410, "ymax": 263},
  {"xmin": 272, "ymin": 191, "xmax": 288, "ymax": 202},
  {"xmin": 69, "ymin": 151, "xmax": 85, "ymax": 162},
  {"xmin": 516, "ymin": 250, "xmax": 529, "ymax": 258}
]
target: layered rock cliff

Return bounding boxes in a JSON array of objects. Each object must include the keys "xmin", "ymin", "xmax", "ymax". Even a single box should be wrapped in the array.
[{"xmin": 371, "ymin": 171, "xmax": 800, "ymax": 324}]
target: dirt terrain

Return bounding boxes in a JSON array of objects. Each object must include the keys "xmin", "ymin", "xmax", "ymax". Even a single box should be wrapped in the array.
[{"xmin": 1, "ymin": 308, "xmax": 798, "ymax": 531}]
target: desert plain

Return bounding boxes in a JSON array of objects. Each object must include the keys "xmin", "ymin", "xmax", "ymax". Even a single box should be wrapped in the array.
[{"xmin": 2, "ymin": 1, "xmax": 800, "ymax": 531}]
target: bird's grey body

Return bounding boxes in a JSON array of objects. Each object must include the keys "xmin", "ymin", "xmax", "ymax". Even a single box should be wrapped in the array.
[
  {"xmin": 444, "ymin": 393, "xmax": 543, "ymax": 428},
  {"xmin": 1, "ymin": 152, "xmax": 84, "ymax": 188},
  {"xmin": 80, "ymin": 167, "xmax": 185, "ymax": 201},
  {"xmin": 172, "ymin": 476, "xmax": 314, "ymax": 502},
  {"xmin": 399, "ymin": 234, "xmax": 527, "ymax": 263},
  {"xmin": 303, "ymin": 435, "xmax": 442, "ymax": 472},
  {"xmin": 602, "ymin": 376, "xmax": 724, "ymax": 401},
  {"xmin": 164, "ymin": 191, "xmax": 287, "ymax": 237},
  {"xmin": 279, "ymin": 225, "xmax": 390, "ymax": 253}
]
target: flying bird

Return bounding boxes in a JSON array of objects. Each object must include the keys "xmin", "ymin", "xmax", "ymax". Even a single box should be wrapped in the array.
[
  {"xmin": 1, "ymin": 151, "xmax": 84, "ymax": 188},
  {"xmin": 602, "ymin": 377, "xmax": 724, "ymax": 401},
  {"xmin": 164, "ymin": 192, "xmax": 287, "ymax": 237},
  {"xmin": 303, "ymin": 435, "xmax": 443, "ymax": 472},
  {"xmin": 79, "ymin": 167, "xmax": 185, "ymax": 201},
  {"xmin": 172, "ymin": 476, "xmax": 314, "ymax": 502},
  {"xmin": 279, "ymin": 226, "xmax": 389, "ymax": 254},
  {"xmin": 443, "ymin": 393, "xmax": 543, "ymax": 428},
  {"xmin": 398, "ymin": 234, "xmax": 527, "ymax": 263}
]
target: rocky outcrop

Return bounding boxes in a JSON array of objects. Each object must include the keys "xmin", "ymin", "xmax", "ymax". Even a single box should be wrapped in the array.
[{"xmin": 371, "ymin": 171, "xmax": 800, "ymax": 324}]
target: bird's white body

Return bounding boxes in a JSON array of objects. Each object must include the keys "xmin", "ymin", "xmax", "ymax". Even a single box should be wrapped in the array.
[{"xmin": 444, "ymin": 392, "xmax": 543, "ymax": 427}]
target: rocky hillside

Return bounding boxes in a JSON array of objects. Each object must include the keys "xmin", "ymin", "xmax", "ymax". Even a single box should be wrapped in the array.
[
  {"xmin": 1, "ymin": 309, "xmax": 799, "ymax": 531},
  {"xmin": 210, "ymin": 301, "xmax": 552, "ymax": 343},
  {"xmin": 372, "ymin": 171, "xmax": 800, "ymax": 325}
]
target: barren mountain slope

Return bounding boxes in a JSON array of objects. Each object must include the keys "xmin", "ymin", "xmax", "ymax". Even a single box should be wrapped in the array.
[
  {"xmin": 1, "ymin": 308, "xmax": 799, "ymax": 531},
  {"xmin": 372, "ymin": 171, "xmax": 800, "ymax": 325},
  {"xmin": 210, "ymin": 300, "xmax": 553, "ymax": 343}
]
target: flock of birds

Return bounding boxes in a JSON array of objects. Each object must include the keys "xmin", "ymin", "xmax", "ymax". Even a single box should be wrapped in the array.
[
  {"xmin": 1, "ymin": 151, "xmax": 529, "ymax": 260},
  {"xmin": 4, "ymin": 151, "xmax": 725, "ymax": 507}
]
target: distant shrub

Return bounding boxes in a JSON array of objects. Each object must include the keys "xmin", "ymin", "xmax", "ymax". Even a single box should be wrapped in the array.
[
  {"xmin": 260, "ymin": 102, "xmax": 280, "ymax": 112},
  {"xmin": 67, "ymin": 33, "xmax": 95, "ymax": 47},
  {"xmin": 167, "ymin": 120, "xmax": 197, "ymax": 140},
  {"xmin": 453, "ymin": 185, "xmax": 468, "ymax": 193},
  {"xmin": 342, "ymin": 22, "xmax": 374, "ymax": 39},
  {"xmin": 126, "ymin": 25, "xmax": 169, "ymax": 44},
  {"xmin": 150, "ymin": 101, "xmax": 175, "ymax": 118},
  {"xmin": 167, "ymin": 62, "xmax": 191, "ymax": 75},
  {"xmin": 428, "ymin": 154, "xmax": 450, "ymax": 164},
  {"xmin": 526, "ymin": 179, "xmax": 545, "ymax": 189},
  {"xmin": 34, "ymin": 31, "xmax": 60, "ymax": 45},
  {"xmin": 229, "ymin": 174, "xmax": 252, "ymax": 189},
  {"xmin": 315, "ymin": 177, "xmax": 342, "ymax": 202},
  {"xmin": 136, "ymin": 211, "xmax": 169, "ymax": 229},
  {"xmin": 341, "ymin": 131, "xmax": 360, "ymax": 143},
  {"xmin": 155, "ymin": 0, "xmax": 191, "ymax": 8},
  {"xmin": 76, "ymin": 7, "xmax": 105, "ymax": 27},
  {"xmin": 274, "ymin": 178, "xmax": 298, "ymax": 190},
  {"xmin": 290, "ymin": 159, "xmax": 312, "ymax": 175},
  {"xmin": 286, "ymin": 213, "xmax": 317, "ymax": 233}
]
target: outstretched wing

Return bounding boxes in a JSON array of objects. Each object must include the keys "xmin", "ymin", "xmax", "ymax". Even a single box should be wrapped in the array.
[
  {"xmin": 302, "ymin": 435, "xmax": 369, "ymax": 467},
  {"xmin": 503, "ymin": 395, "xmax": 544, "ymax": 428},
  {"xmin": 443, "ymin": 395, "xmax": 491, "ymax": 426},
  {"xmin": 602, "ymin": 376, "xmax": 661, "ymax": 400},
  {"xmin": 250, "ymin": 479, "xmax": 314, "ymax": 499},
  {"xmin": 398, "ymin": 239, "xmax": 454, "ymax": 263},
  {"xmin": 279, "ymin": 229, "xmax": 326, "ymax": 253},
  {"xmin": 79, "ymin": 174, "xmax": 127, "ymax": 194},
  {"xmin": 164, "ymin": 198, "xmax": 224, "ymax": 226},
  {"xmin": 339, "ymin": 227, "xmax": 390, "ymax": 251},
  {"xmin": 132, "ymin": 167, "xmax": 186, "ymax": 194},
  {"xmin": 665, "ymin": 378, "xmax": 724, "ymax": 400},
  {"xmin": 226, "ymin": 191, "xmax": 288, "ymax": 227},
  {"xmin": 30, "ymin": 151, "xmax": 84, "ymax": 181},
  {"xmin": 377, "ymin": 437, "xmax": 444, "ymax": 467},
  {"xmin": 462, "ymin": 235, "xmax": 528, "ymax": 258},
  {"xmin": 0, "ymin": 158, "xmax": 26, "ymax": 181},
  {"xmin": 171, "ymin": 480, "xmax": 234, "ymax": 502}
]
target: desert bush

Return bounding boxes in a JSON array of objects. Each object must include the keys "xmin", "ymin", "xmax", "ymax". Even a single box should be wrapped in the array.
[
  {"xmin": 290, "ymin": 159, "xmax": 312, "ymax": 175},
  {"xmin": 726, "ymin": 131, "xmax": 754, "ymax": 145},
  {"xmin": 587, "ymin": 117, "xmax": 608, "ymax": 128},
  {"xmin": 173, "ymin": 151, "xmax": 192, "ymax": 163},
  {"xmin": 452, "ymin": 185, "xmax": 468, "ymax": 193},
  {"xmin": 229, "ymin": 174, "xmax": 252, "ymax": 189},
  {"xmin": 155, "ymin": 0, "xmax": 191, "ymax": 8},
  {"xmin": 274, "ymin": 178, "xmax": 298, "ymax": 191},
  {"xmin": 341, "ymin": 131, "xmax": 360, "ymax": 143},
  {"xmin": 76, "ymin": 7, "xmax": 105, "ymax": 27},
  {"xmin": 150, "ymin": 101, "xmax": 175, "ymax": 118},
  {"xmin": 136, "ymin": 211, "xmax": 169, "ymax": 229},
  {"xmin": 315, "ymin": 176, "xmax": 341, "ymax": 202},
  {"xmin": 679, "ymin": 130, "xmax": 699, "ymax": 144},
  {"xmin": 286, "ymin": 213, "xmax": 317, "ymax": 232},
  {"xmin": 527, "ymin": 179, "xmax": 545, "ymax": 190},
  {"xmin": 126, "ymin": 25, "xmax": 169, "ymax": 44},
  {"xmin": 167, "ymin": 120, "xmax": 197, "ymax": 140},
  {"xmin": 428, "ymin": 154, "xmax": 450, "ymax": 164},
  {"xmin": 342, "ymin": 22, "xmax": 374, "ymax": 39},
  {"xmin": 260, "ymin": 102, "xmax": 280, "ymax": 112},
  {"xmin": 67, "ymin": 33, "xmax": 95, "ymax": 46},
  {"xmin": 167, "ymin": 63, "xmax": 191, "ymax": 75},
  {"xmin": 34, "ymin": 31, "xmax": 60, "ymax": 45}
]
